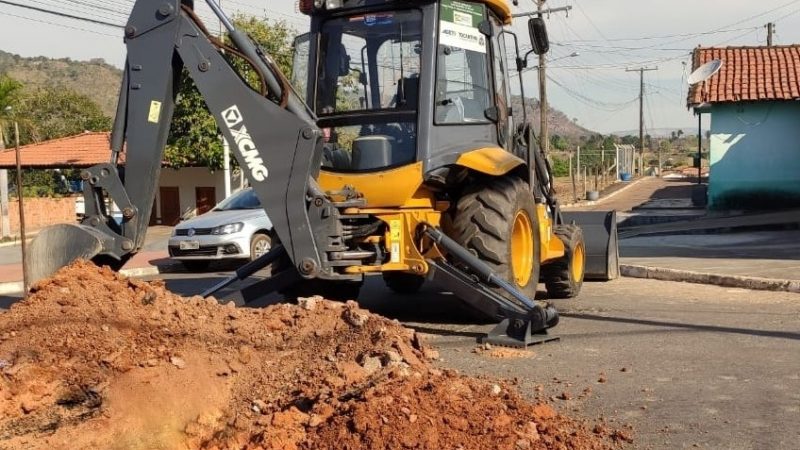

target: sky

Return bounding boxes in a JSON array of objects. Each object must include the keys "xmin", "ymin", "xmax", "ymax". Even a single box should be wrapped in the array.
[{"xmin": 1, "ymin": 0, "xmax": 800, "ymax": 134}]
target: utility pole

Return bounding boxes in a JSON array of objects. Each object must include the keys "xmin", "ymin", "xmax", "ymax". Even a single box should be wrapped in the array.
[
  {"xmin": 219, "ymin": 0, "xmax": 232, "ymax": 198},
  {"xmin": 537, "ymin": 0, "xmax": 548, "ymax": 154},
  {"xmin": 0, "ymin": 125, "xmax": 9, "ymax": 239},
  {"xmin": 12, "ymin": 119, "xmax": 28, "ymax": 294},
  {"xmin": 766, "ymin": 22, "xmax": 775, "ymax": 46},
  {"xmin": 516, "ymin": 1, "xmax": 571, "ymax": 154},
  {"xmin": 626, "ymin": 66, "xmax": 657, "ymax": 176}
]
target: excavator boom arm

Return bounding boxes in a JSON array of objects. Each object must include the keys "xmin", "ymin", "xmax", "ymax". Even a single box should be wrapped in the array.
[{"xmin": 28, "ymin": 0, "xmax": 339, "ymax": 282}]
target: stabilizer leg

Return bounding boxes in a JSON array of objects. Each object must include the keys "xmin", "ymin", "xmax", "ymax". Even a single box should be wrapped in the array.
[{"xmin": 481, "ymin": 317, "xmax": 560, "ymax": 348}]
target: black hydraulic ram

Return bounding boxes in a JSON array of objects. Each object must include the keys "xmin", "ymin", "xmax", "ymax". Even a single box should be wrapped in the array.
[
  {"xmin": 200, "ymin": 244, "xmax": 288, "ymax": 298},
  {"xmin": 423, "ymin": 227, "xmax": 559, "ymax": 347}
]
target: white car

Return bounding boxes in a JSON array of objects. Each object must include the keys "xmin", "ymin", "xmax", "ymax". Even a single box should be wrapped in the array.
[{"xmin": 168, "ymin": 188, "xmax": 273, "ymax": 272}]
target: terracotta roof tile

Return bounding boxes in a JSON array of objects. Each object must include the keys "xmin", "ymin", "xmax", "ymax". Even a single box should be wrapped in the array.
[
  {"xmin": 688, "ymin": 45, "xmax": 800, "ymax": 107},
  {"xmin": 0, "ymin": 132, "xmax": 122, "ymax": 169}
]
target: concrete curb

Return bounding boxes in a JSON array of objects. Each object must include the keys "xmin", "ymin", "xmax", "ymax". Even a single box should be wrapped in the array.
[
  {"xmin": 119, "ymin": 266, "xmax": 163, "ymax": 278},
  {"xmin": 0, "ymin": 281, "xmax": 24, "ymax": 296},
  {"xmin": 561, "ymin": 176, "xmax": 647, "ymax": 209},
  {"xmin": 620, "ymin": 264, "xmax": 800, "ymax": 294},
  {"xmin": 0, "ymin": 263, "xmax": 181, "ymax": 296},
  {"xmin": 0, "ymin": 233, "xmax": 38, "ymax": 249}
]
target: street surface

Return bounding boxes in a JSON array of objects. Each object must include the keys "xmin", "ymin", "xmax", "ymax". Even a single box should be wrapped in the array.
[{"xmin": 1, "ymin": 178, "xmax": 798, "ymax": 449}]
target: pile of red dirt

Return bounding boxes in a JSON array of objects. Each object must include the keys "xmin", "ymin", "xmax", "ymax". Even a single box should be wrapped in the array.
[{"xmin": 0, "ymin": 261, "xmax": 622, "ymax": 449}]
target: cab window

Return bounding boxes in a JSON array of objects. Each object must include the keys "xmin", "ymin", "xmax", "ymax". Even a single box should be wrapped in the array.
[{"xmin": 435, "ymin": 0, "xmax": 491, "ymax": 124}]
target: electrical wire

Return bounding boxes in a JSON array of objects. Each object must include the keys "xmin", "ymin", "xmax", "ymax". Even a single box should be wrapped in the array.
[
  {"xmin": 0, "ymin": 0, "xmax": 123, "ymax": 27},
  {"xmin": 547, "ymin": 74, "xmax": 639, "ymax": 112},
  {"xmin": 0, "ymin": 8, "xmax": 121, "ymax": 36}
]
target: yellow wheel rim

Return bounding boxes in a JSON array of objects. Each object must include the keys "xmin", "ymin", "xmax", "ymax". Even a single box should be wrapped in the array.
[
  {"xmin": 511, "ymin": 211, "xmax": 534, "ymax": 287},
  {"xmin": 572, "ymin": 242, "xmax": 585, "ymax": 282}
]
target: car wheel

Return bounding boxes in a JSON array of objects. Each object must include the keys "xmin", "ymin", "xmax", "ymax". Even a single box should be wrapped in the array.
[
  {"xmin": 250, "ymin": 233, "xmax": 271, "ymax": 261},
  {"xmin": 182, "ymin": 260, "xmax": 210, "ymax": 272}
]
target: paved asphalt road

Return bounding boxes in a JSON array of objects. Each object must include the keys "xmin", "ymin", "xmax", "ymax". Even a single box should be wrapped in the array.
[{"xmin": 2, "ymin": 270, "xmax": 798, "ymax": 449}]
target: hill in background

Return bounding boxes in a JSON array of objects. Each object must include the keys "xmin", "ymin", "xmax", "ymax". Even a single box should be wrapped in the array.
[
  {"xmin": 0, "ymin": 50, "xmax": 121, "ymax": 117},
  {"xmin": 511, "ymin": 96, "xmax": 595, "ymax": 142},
  {"xmin": 0, "ymin": 50, "xmax": 597, "ymax": 141}
]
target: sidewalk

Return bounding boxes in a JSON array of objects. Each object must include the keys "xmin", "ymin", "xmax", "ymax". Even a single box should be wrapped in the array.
[
  {"xmin": 0, "ymin": 249, "xmax": 176, "ymax": 289},
  {"xmin": 0, "ymin": 226, "xmax": 178, "ymax": 293},
  {"xmin": 565, "ymin": 176, "xmax": 701, "ymax": 213},
  {"xmin": 620, "ymin": 230, "xmax": 800, "ymax": 292},
  {"xmin": 568, "ymin": 175, "xmax": 800, "ymax": 293}
]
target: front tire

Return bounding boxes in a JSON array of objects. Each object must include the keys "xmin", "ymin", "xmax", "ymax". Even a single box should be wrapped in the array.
[
  {"xmin": 448, "ymin": 176, "xmax": 541, "ymax": 304},
  {"xmin": 542, "ymin": 224, "xmax": 585, "ymax": 299}
]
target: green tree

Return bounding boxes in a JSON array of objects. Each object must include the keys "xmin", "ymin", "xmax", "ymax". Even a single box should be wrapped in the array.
[
  {"xmin": 16, "ymin": 86, "xmax": 110, "ymax": 144},
  {"xmin": 0, "ymin": 75, "xmax": 23, "ymax": 150},
  {"xmin": 165, "ymin": 17, "xmax": 295, "ymax": 169},
  {"xmin": 602, "ymin": 135, "xmax": 617, "ymax": 151},
  {"xmin": 549, "ymin": 155, "xmax": 570, "ymax": 177},
  {"xmin": 550, "ymin": 134, "xmax": 568, "ymax": 151}
]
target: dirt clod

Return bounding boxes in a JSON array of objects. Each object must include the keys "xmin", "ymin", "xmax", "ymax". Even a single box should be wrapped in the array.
[
  {"xmin": 170, "ymin": 356, "xmax": 187, "ymax": 369},
  {"xmin": 0, "ymin": 261, "xmax": 624, "ymax": 449}
]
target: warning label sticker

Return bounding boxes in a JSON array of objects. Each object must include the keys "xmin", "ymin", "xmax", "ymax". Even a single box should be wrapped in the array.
[
  {"xmin": 439, "ymin": 0, "xmax": 486, "ymax": 54},
  {"xmin": 440, "ymin": 21, "xmax": 487, "ymax": 54},
  {"xmin": 440, "ymin": 0, "xmax": 482, "ymax": 27}
]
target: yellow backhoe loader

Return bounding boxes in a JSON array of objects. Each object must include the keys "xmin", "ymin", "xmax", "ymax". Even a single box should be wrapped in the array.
[{"xmin": 28, "ymin": 0, "xmax": 618, "ymax": 347}]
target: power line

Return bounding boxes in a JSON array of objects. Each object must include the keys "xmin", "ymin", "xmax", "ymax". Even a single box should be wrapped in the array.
[
  {"xmin": 0, "ymin": 0, "xmax": 123, "ymax": 28},
  {"xmin": 35, "ymin": 0, "xmax": 126, "ymax": 22},
  {"xmin": 0, "ymin": 9, "xmax": 120, "ymax": 36},
  {"xmin": 62, "ymin": 0, "xmax": 129, "ymax": 18},
  {"xmin": 0, "ymin": 0, "xmax": 304, "ymax": 38},
  {"xmin": 547, "ymin": 74, "xmax": 639, "ymax": 111},
  {"xmin": 558, "ymin": 26, "xmax": 765, "ymax": 44},
  {"xmin": 572, "ymin": 0, "xmax": 611, "ymax": 43}
]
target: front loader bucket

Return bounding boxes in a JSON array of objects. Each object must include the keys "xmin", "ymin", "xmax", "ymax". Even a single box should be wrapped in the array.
[
  {"xmin": 26, "ymin": 223, "xmax": 108, "ymax": 286},
  {"xmin": 561, "ymin": 211, "xmax": 619, "ymax": 281}
]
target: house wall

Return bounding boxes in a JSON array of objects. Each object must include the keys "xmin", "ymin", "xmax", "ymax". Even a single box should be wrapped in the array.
[
  {"xmin": 709, "ymin": 101, "xmax": 800, "ymax": 210},
  {"xmin": 7, "ymin": 196, "xmax": 76, "ymax": 235},
  {"xmin": 155, "ymin": 167, "xmax": 243, "ymax": 223}
]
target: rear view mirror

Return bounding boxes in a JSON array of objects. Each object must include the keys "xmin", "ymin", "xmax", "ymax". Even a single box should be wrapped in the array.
[{"xmin": 528, "ymin": 17, "xmax": 549, "ymax": 55}]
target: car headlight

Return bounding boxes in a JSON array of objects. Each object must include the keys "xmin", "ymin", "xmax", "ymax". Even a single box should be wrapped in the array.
[{"xmin": 212, "ymin": 222, "xmax": 244, "ymax": 235}]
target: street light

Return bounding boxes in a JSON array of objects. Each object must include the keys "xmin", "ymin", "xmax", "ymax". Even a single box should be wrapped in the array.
[
  {"xmin": 4, "ymin": 106, "xmax": 28, "ymax": 294},
  {"xmin": 521, "ymin": 51, "xmax": 579, "ymax": 73},
  {"xmin": 517, "ymin": 51, "xmax": 579, "ymax": 155}
]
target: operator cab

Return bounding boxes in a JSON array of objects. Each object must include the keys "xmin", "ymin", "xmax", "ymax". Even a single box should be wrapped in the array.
[
  {"xmin": 294, "ymin": 8, "xmax": 422, "ymax": 172},
  {"xmin": 293, "ymin": 0, "xmax": 519, "ymax": 175}
]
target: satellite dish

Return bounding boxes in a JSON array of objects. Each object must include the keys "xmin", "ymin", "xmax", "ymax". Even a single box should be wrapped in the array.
[{"xmin": 688, "ymin": 59, "xmax": 723, "ymax": 85}]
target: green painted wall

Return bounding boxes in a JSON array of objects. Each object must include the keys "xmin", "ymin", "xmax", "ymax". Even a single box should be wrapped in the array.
[{"xmin": 709, "ymin": 101, "xmax": 800, "ymax": 210}]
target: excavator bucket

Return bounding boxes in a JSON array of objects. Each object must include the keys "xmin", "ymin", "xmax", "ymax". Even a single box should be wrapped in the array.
[
  {"xmin": 561, "ymin": 211, "xmax": 619, "ymax": 281},
  {"xmin": 26, "ymin": 224, "xmax": 108, "ymax": 286}
]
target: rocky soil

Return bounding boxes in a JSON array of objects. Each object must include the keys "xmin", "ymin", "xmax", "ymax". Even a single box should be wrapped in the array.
[{"xmin": 0, "ymin": 261, "xmax": 625, "ymax": 449}]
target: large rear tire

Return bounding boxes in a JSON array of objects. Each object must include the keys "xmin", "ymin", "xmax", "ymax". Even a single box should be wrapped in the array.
[
  {"xmin": 542, "ymin": 224, "xmax": 585, "ymax": 299},
  {"xmin": 448, "ymin": 176, "xmax": 541, "ymax": 304}
]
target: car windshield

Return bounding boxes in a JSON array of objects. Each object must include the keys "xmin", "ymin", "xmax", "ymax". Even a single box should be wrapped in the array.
[{"xmin": 213, "ymin": 189, "xmax": 261, "ymax": 211}]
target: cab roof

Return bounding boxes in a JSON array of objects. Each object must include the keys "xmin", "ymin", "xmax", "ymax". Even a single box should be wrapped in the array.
[{"xmin": 481, "ymin": 0, "xmax": 513, "ymax": 24}]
